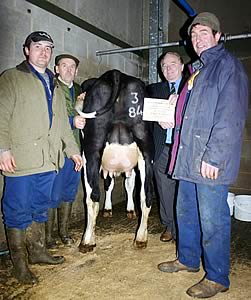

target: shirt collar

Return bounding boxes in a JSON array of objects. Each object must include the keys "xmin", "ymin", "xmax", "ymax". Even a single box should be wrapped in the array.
[{"xmin": 58, "ymin": 76, "xmax": 73, "ymax": 88}]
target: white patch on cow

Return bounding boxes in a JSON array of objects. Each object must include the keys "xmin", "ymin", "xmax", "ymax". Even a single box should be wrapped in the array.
[
  {"xmin": 125, "ymin": 169, "xmax": 136, "ymax": 212},
  {"xmin": 82, "ymin": 162, "xmax": 99, "ymax": 246},
  {"xmin": 104, "ymin": 178, "xmax": 115, "ymax": 211},
  {"xmin": 135, "ymin": 150, "xmax": 151, "ymax": 243},
  {"xmin": 104, "ymin": 169, "xmax": 136, "ymax": 214}
]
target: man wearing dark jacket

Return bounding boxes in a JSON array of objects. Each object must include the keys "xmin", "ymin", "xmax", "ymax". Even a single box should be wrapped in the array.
[
  {"xmin": 158, "ymin": 13, "xmax": 249, "ymax": 298},
  {"xmin": 146, "ymin": 52, "xmax": 187, "ymax": 242}
]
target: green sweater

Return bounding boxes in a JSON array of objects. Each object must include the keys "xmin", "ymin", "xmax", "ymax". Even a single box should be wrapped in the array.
[
  {"xmin": 57, "ymin": 80, "xmax": 81, "ymax": 148},
  {"xmin": 0, "ymin": 61, "xmax": 80, "ymax": 177}
]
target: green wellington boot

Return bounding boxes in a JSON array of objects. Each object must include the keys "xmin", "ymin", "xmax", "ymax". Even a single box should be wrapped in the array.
[
  {"xmin": 26, "ymin": 221, "xmax": 65, "ymax": 264},
  {"xmin": 6, "ymin": 228, "xmax": 38, "ymax": 284},
  {"xmin": 58, "ymin": 202, "xmax": 74, "ymax": 246},
  {"xmin": 45, "ymin": 208, "xmax": 58, "ymax": 249}
]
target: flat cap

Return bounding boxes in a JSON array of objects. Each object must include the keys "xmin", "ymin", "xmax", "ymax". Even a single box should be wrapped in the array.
[
  {"xmin": 188, "ymin": 12, "xmax": 221, "ymax": 35},
  {"xmin": 55, "ymin": 54, "xmax": 80, "ymax": 67}
]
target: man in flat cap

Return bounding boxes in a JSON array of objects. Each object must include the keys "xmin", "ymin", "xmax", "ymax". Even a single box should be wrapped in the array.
[
  {"xmin": 45, "ymin": 54, "xmax": 86, "ymax": 249},
  {"xmin": 158, "ymin": 12, "xmax": 248, "ymax": 298},
  {"xmin": 0, "ymin": 31, "xmax": 83, "ymax": 284}
]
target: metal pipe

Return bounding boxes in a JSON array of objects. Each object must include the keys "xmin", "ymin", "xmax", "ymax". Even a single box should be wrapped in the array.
[
  {"xmin": 175, "ymin": 0, "xmax": 197, "ymax": 17},
  {"xmin": 96, "ymin": 33, "xmax": 251, "ymax": 56}
]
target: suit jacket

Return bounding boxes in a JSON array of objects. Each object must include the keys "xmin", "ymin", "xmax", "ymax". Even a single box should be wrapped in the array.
[{"xmin": 146, "ymin": 76, "xmax": 187, "ymax": 162}]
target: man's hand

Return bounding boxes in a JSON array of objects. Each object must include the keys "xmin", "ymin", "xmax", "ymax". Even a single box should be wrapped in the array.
[
  {"xmin": 70, "ymin": 154, "xmax": 84, "ymax": 172},
  {"xmin": 77, "ymin": 92, "xmax": 86, "ymax": 102},
  {"xmin": 158, "ymin": 121, "xmax": 175, "ymax": 129},
  {"xmin": 168, "ymin": 94, "xmax": 178, "ymax": 104},
  {"xmin": 74, "ymin": 115, "xmax": 86, "ymax": 129},
  {"xmin": 201, "ymin": 161, "xmax": 219, "ymax": 180},
  {"xmin": 158, "ymin": 94, "xmax": 178, "ymax": 129},
  {"xmin": 0, "ymin": 150, "xmax": 16, "ymax": 173}
]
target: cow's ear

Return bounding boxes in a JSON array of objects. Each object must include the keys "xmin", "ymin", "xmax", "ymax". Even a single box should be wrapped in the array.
[{"xmin": 81, "ymin": 78, "xmax": 97, "ymax": 93}]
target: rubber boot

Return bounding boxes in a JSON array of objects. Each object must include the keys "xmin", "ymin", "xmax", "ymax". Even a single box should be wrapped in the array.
[
  {"xmin": 58, "ymin": 202, "xmax": 74, "ymax": 246},
  {"xmin": 45, "ymin": 208, "xmax": 57, "ymax": 249},
  {"xmin": 6, "ymin": 228, "xmax": 38, "ymax": 284},
  {"xmin": 26, "ymin": 222, "xmax": 65, "ymax": 265}
]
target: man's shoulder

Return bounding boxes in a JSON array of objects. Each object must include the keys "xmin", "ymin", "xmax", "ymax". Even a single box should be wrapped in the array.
[{"xmin": 1, "ymin": 61, "xmax": 31, "ymax": 81}]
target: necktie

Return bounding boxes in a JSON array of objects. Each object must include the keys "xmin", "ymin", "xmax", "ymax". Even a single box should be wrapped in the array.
[
  {"xmin": 166, "ymin": 82, "xmax": 176, "ymax": 144},
  {"xmin": 170, "ymin": 82, "xmax": 176, "ymax": 94}
]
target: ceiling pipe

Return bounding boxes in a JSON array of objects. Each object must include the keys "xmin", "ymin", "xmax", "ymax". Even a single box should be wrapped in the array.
[
  {"xmin": 96, "ymin": 33, "xmax": 251, "ymax": 56},
  {"xmin": 174, "ymin": 0, "xmax": 197, "ymax": 17}
]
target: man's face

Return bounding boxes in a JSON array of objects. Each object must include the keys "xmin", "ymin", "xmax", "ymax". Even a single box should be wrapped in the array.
[
  {"xmin": 161, "ymin": 53, "xmax": 184, "ymax": 82},
  {"xmin": 55, "ymin": 58, "xmax": 78, "ymax": 85},
  {"xmin": 191, "ymin": 24, "xmax": 221, "ymax": 56},
  {"xmin": 25, "ymin": 41, "xmax": 53, "ymax": 72}
]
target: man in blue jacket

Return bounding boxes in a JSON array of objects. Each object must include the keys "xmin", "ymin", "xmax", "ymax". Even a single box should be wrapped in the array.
[{"xmin": 158, "ymin": 12, "xmax": 249, "ymax": 298}]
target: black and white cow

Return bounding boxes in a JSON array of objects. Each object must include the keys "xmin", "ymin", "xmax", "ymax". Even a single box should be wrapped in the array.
[
  {"xmin": 103, "ymin": 170, "xmax": 136, "ymax": 219},
  {"xmin": 76, "ymin": 69, "xmax": 154, "ymax": 253}
]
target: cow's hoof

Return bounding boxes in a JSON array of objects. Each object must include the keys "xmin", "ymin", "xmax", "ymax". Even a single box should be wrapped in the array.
[
  {"xmin": 134, "ymin": 240, "xmax": 148, "ymax": 249},
  {"xmin": 103, "ymin": 209, "xmax": 112, "ymax": 218},
  {"xmin": 79, "ymin": 243, "xmax": 96, "ymax": 253},
  {"xmin": 127, "ymin": 210, "xmax": 137, "ymax": 219}
]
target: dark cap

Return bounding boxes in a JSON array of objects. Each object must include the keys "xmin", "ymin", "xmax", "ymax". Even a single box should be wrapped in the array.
[
  {"xmin": 188, "ymin": 12, "xmax": 221, "ymax": 35},
  {"xmin": 55, "ymin": 54, "xmax": 80, "ymax": 67},
  {"xmin": 24, "ymin": 31, "xmax": 54, "ymax": 48}
]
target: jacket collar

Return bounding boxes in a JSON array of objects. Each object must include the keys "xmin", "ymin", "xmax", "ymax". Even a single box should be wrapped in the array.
[
  {"xmin": 200, "ymin": 43, "xmax": 224, "ymax": 66},
  {"xmin": 16, "ymin": 60, "xmax": 57, "ymax": 85},
  {"xmin": 16, "ymin": 60, "xmax": 54, "ymax": 78}
]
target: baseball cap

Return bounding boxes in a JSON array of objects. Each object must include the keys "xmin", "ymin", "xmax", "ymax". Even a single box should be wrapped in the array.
[
  {"xmin": 55, "ymin": 54, "xmax": 80, "ymax": 67},
  {"xmin": 23, "ymin": 31, "xmax": 54, "ymax": 48},
  {"xmin": 188, "ymin": 12, "xmax": 221, "ymax": 35}
]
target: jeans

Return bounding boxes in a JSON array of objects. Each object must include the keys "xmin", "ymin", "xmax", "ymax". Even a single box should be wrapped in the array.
[{"xmin": 177, "ymin": 180, "xmax": 230, "ymax": 288}]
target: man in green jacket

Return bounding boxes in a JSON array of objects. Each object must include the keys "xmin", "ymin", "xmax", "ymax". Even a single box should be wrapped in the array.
[
  {"xmin": 45, "ymin": 54, "xmax": 86, "ymax": 249},
  {"xmin": 0, "ymin": 31, "xmax": 83, "ymax": 284}
]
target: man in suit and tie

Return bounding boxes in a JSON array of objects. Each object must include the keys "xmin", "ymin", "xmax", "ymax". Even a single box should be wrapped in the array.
[{"xmin": 146, "ymin": 52, "xmax": 187, "ymax": 242}]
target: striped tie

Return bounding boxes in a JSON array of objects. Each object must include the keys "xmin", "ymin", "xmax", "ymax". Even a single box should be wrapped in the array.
[{"xmin": 170, "ymin": 82, "xmax": 176, "ymax": 94}]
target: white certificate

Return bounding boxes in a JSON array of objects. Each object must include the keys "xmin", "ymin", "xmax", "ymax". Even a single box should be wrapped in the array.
[{"xmin": 142, "ymin": 97, "xmax": 176, "ymax": 122}]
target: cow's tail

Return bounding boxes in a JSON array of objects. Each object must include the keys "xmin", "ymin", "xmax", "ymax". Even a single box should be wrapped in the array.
[{"xmin": 95, "ymin": 70, "xmax": 121, "ymax": 117}]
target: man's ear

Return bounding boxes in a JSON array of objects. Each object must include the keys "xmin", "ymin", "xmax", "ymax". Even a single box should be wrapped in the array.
[
  {"xmin": 24, "ymin": 46, "xmax": 29, "ymax": 57},
  {"xmin": 55, "ymin": 65, "xmax": 59, "ymax": 75},
  {"xmin": 75, "ymin": 67, "xmax": 79, "ymax": 77},
  {"xmin": 215, "ymin": 32, "xmax": 222, "ymax": 43}
]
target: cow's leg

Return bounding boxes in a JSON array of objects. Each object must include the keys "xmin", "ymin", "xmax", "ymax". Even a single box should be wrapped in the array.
[
  {"xmin": 79, "ymin": 163, "xmax": 99, "ymax": 253},
  {"xmin": 134, "ymin": 152, "xmax": 151, "ymax": 249},
  {"xmin": 125, "ymin": 169, "xmax": 136, "ymax": 219},
  {"xmin": 103, "ymin": 177, "xmax": 114, "ymax": 218}
]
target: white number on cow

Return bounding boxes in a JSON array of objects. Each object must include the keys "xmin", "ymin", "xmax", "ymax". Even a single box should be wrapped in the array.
[
  {"xmin": 129, "ymin": 105, "xmax": 143, "ymax": 118},
  {"xmin": 131, "ymin": 92, "xmax": 139, "ymax": 104}
]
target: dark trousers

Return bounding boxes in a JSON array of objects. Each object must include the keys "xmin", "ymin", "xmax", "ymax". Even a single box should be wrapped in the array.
[
  {"xmin": 3, "ymin": 171, "xmax": 56, "ymax": 229},
  {"xmin": 50, "ymin": 157, "xmax": 81, "ymax": 209},
  {"xmin": 153, "ymin": 145, "xmax": 177, "ymax": 238}
]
